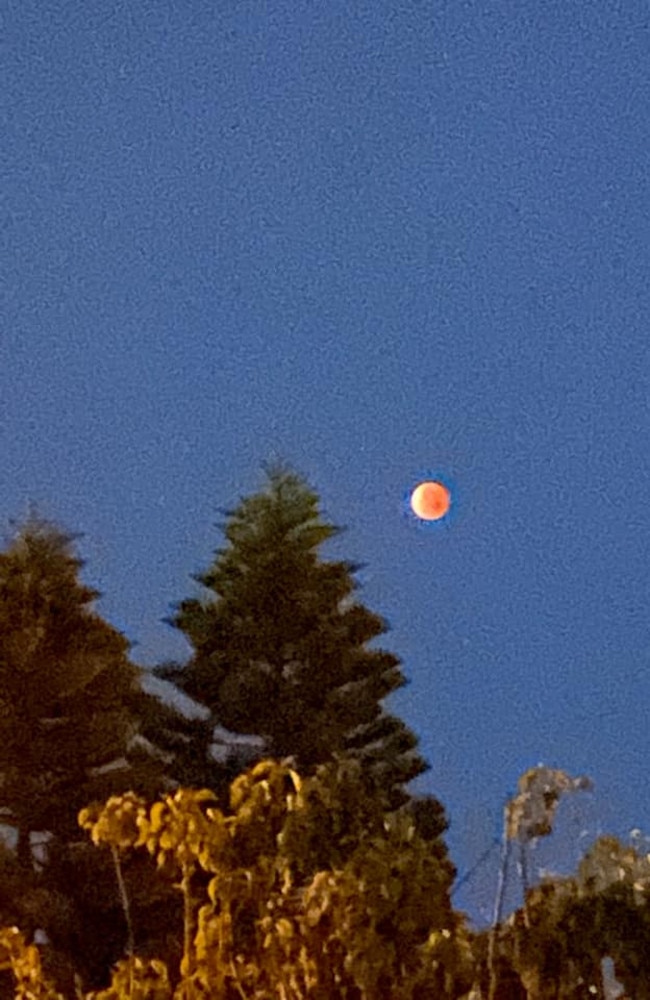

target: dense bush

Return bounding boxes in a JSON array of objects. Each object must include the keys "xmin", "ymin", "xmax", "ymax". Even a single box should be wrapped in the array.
[{"xmin": 0, "ymin": 760, "xmax": 474, "ymax": 999}]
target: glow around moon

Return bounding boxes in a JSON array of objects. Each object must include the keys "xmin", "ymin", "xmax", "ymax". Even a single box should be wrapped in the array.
[{"xmin": 410, "ymin": 481, "xmax": 451, "ymax": 521}]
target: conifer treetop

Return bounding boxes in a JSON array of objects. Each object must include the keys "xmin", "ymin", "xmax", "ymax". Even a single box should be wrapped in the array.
[{"xmin": 162, "ymin": 465, "xmax": 429, "ymax": 805}]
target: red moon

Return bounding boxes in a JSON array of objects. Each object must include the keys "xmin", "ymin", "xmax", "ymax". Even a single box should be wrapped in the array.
[{"xmin": 410, "ymin": 481, "xmax": 451, "ymax": 521}]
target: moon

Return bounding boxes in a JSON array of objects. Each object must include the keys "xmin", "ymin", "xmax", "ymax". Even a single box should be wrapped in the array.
[{"xmin": 410, "ymin": 481, "xmax": 451, "ymax": 521}]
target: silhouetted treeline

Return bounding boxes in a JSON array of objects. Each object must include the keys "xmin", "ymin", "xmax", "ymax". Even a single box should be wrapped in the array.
[{"xmin": 0, "ymin": 466, "xmax": 646, "ymax": 997}]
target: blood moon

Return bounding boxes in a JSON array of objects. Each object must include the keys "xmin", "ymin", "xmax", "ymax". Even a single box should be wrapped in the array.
[{"xmin": 410, "ymin": 481, "xmax": 451, "ymax": 521}]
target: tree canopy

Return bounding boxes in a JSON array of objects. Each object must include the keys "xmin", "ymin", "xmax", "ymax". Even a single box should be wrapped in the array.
[
  {"xmin": 0, "ymin": 516, "xmax": 163, "ymax": 867},
  {"xmin": 157, "ymin": 466, "xmax": 429, "ymax": 809},
  {"xmin": 0, "ymin": 481, "xmax": 648, "ymax": 997}
]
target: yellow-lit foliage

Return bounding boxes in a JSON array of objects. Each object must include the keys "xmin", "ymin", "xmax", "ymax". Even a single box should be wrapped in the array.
[
  {"xmin": 0, "ymin": 927, "xmax": 64, "ymax": 1000},
  {"xmin": 86, "ymin": 958, "xmax": 172, "ymax": 1000},
  {"xmin": 79, "ymin": 793, "xmax": 148, "ymax": 853},
  {"xmin": 1, "ymin": 760, "xmax": 470, "ymax": 999},
  {"xmin": 138, "ymin": 789, "xmax": 229, "ymax": 875},
  {"xmin": 505, "ymin": 766, "xmax": 592, "ymax": 842}
]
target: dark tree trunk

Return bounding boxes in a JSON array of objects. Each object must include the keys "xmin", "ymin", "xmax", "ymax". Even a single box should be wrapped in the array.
[{"xmin": 16, "ymin": 825, "xmax": 32, "ymax": 870}]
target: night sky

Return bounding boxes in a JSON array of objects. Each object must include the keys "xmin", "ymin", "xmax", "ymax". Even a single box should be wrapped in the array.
[{"xmin": 4, "ymin": 1, "xmax": 650, "ymax": 923}]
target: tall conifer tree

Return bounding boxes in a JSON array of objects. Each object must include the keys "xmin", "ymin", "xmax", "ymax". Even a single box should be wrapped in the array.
[
  {"xmin": 157, "ymin": 466, "xmax": 429, "ymax": 808},
  {"xmin": 0, "ymin": 516, "xmax": 163, "ymax": 867}
]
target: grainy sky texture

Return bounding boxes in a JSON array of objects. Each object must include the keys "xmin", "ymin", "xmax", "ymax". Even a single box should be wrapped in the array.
[{"xmin": 4, "ymin": 1, "xmax": 650, "ymax": 922}]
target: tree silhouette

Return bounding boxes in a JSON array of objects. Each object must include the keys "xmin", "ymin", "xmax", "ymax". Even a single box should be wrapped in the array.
[
  {"xmin": 157, "ymin": 465, "xmax": 429, "ymax": 809},
  {"xmin": 0, "ymin": 515, "xmax": 163, "ymax": 867},
  {"xmin": 0, "ymin": 516, "xmax": 173, "ymax": 989}
]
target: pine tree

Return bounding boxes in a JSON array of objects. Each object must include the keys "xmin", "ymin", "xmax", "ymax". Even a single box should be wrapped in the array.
[
  {"xmin": 0, "ymin": 515, "xmax": 182, "ymax": 989},
  {"xmin": 156, "ymin": 465, "xmax": 429, "ymax": 808},
  {"xmin": 129, "ymin": 681, "xmax": 223, "ymax": 792},
  {"xmin": 0, "ymin": 515, "xmax": 163, "ymax": 867}
]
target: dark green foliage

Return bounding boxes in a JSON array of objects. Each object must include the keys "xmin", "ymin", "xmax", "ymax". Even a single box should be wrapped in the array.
[
  {"xmin": 126, "ymin": 684, "xmax": 221, "ymax": 794},
  {"xmin": 403, "ymin": 793, "xmax": 450, "ymax": 842},
  {"xmin": 278, "ymin": 756, "xmax": 390, "ymax": 879},
  {"xmin": 574, "ymin": 837, "xmax": 650, "ymax": 997},
  {"xmin": 158, "ymin": 466, "xmax": 429, "ymax": 805},
  {"xmin": 43, "ymin": 838, "xmax": 183, "ymax": 990},
  {"xmin": 477, "ymin": 835, "xmax": 650, "ymax": 998},
  {"xmin": 0, "ymin": 516, "xmax": 163, "ymax": 862},
  {"xmin": 0, "ymin": 515, "xmax": 175, "ymax": 990}
]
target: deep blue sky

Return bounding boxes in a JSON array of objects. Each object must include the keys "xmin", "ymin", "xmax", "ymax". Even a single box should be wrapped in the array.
[{"xmin": 4, "ymin": 0, "xmax": 650, "ymax": 923}]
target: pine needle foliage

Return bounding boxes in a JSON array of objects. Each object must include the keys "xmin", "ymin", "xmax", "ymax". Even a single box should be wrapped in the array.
[
  {"xmin": 0, "ymin": 516, "xmax": 158, "ymax": 866},
  {"xmin": 158, "ymin": 466, "xmax": 428, "ymax": 807}
]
